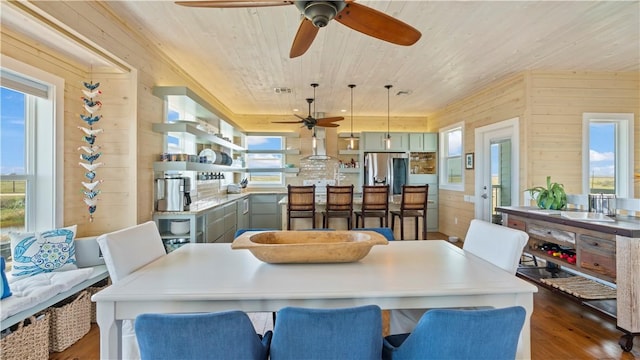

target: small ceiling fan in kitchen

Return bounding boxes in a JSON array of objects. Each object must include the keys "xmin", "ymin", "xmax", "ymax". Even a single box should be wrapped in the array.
[
  {"xmin": 271, "ymin": 83, "xmax": 344, "ymax": 130},
  {"xmin": 174, "ymin": 0, "xmax": 422, "ymax": 58}
]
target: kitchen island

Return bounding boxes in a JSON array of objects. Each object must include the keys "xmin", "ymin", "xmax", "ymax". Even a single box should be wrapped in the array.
[
  {"xmin": 278, "ymin": 195, "xmax": 436, "ymax": 235},
  {"xmin": 497, "ymin": 206, "xmax": 640, "ymax": 351}
]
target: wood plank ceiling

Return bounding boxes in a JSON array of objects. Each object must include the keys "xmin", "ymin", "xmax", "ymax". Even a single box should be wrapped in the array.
[{"xmin": 8, "ymin": 1, "xmax": 640, "ymax": 123}]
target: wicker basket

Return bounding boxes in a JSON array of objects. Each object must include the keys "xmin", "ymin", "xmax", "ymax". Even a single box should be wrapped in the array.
[
  {"xmin": 48, "ymin": 290, "xmax": 91, "ymax": 352},
  {"xmin": 0, "ymin": 314, "xmax": 50, "ymax": 360},
  {"xmin": 87, "ymin": 279, "xmax": 110, "ymax": 323}
]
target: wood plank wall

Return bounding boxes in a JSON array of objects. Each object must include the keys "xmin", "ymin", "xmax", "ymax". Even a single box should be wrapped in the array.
[
  {"xmin": 528, "ymin": 71, "xmax": 639, "ymax": 194},
  {"xmin": 430, "ymin": 71, "xmax": 639, "ymax": 239},
  {"xmin": 0, "ymin": 25, "xmax": 137, "ymax": 236},
  {"xmin": 1, "ymin": 1, "xmax": 232, "ymax": 234},
  {"xmin": 429, "ymin": 74, "xmax": 527, "ymax": 239}
]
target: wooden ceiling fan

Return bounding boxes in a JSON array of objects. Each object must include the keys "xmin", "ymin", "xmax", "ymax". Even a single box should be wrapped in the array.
[
  {"xmin": 175, "ymin": 0, "xmax": 422, "ymax": 58},
  {"xmin": 271, "ymin": 83, "xmax": 344, "ymax": 129}
]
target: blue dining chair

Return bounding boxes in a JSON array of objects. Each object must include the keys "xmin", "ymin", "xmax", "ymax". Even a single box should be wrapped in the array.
[
  {"xmin": 352, "ymin": 227, "xmax": 395, "ymax": 240},
  {"xmin": 135, "ymin": 311, "xmax": 272, "ymax": 360},
  {"xmin": 270, "ymin": 305, "xmax": 383, "ymax": 360},
  {"xmin": 383, "ymin": 306, "xmax": 526, "ymax": 360}
]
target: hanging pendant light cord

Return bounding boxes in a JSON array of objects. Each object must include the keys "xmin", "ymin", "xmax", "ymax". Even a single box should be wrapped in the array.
[
  {"xmin": 385, "ymin": 85, "xmax": 392, "ymax": 136},
  {"xmin": 312, "ymin": 83, "xmax": 318, "ymax": 118},
  {"xmin": 349, "ymin": 84, "xmax": 356, "ymax": 136}
]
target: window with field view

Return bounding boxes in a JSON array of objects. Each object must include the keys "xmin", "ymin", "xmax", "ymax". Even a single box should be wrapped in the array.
[
  {"xmin": 246, "ymin": 136, "xmax": 284, "ymax": 186},
  {"xmin": 439, "ymin": 123, "xmax": 463, "ymax": 191},
  {"xmin": 1, "ymin": 62, "xmax": 60, "ymax": 263},
  {"xmin": 583, "ymin": 113, "xmax": 634, "ymax": 198},
  {"xmin": 588, "ymin": 122, "xmax": 616, "ymax": 194},
  {"xmin": 1, "ymin": 87, "xmax": 27, "ymax": 261}
]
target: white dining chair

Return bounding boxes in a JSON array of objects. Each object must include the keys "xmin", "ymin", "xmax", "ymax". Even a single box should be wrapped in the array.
[
  {"xmin": 97, "ymin": 221, "xmax": 167, "ymax": 360},
  {"xmin": 389, "ymin": 219, "xmax": 529, "ymax": 334}
]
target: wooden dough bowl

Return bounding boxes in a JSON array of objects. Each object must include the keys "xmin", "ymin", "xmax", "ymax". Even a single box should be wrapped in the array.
[{"xmin": 231, "ymin": 230, "xmax": 388, "ymax": 264}]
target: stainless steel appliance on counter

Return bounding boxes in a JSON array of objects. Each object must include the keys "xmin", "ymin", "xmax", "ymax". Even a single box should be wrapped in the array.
[
  {"xmin": 363, "ymin": 152, "xmax": 409, "ymax": 195},
  {"xmin": 155, "ymin": 176, "xmax": 191, "ymax": 211}
]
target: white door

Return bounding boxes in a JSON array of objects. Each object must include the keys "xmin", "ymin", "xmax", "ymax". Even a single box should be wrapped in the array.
[{"xmin": 474, "ymin": 118, "xmax": 520, "ymax": 223}]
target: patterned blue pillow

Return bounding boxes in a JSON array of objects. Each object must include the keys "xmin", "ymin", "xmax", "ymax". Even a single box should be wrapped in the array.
[
  {"xmin": 1, "ymin": 256, "xmax": 11, "ymax": 299},
  {"xmin": 9, "ymin": 225, "xmax": 78, "ymax": 280}
]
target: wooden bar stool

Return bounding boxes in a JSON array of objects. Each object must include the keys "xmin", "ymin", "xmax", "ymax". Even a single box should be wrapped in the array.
[
  {"xmin": 354, "ymin": 185, "xmax": 390, "ymax": 228},
  {"xmin": 287, "ymin": 184, "xmax": 316, "ymax": 230},
  {"xmin": 322, "ymin": 185, "xmax": 354, "ymax": 229},
  {"xmin": 390, "ymin": 184, "xmax": 429, "ymax": 240}
]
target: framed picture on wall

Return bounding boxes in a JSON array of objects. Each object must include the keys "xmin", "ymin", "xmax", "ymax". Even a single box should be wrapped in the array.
[{"xmin": 465, "ymin": 153, "xmax": 474, "ymax": 170}]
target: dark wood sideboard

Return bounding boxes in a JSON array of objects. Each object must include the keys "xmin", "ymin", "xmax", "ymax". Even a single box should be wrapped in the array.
[{"xmin": 497, "ymin": 206, "xmax": 640, "ymax": 352}]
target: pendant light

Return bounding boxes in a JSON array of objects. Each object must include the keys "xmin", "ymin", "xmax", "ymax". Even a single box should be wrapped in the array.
[
  {"xmin": 347, "ymin": 84, "xmax": 357, "ymax": 150},
  {"xmin": 385, "ymin": 84, "xmax": 392, "ymax": 149},
  {"xmin": 312, "ymin": 127, "xmax": 317, "ymax": 149},
  {"xmin": 311, "ymin": 83, "xmax": 318, "ymax": 150}
]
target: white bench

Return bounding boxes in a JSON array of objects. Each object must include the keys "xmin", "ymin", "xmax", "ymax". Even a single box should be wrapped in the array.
[{"xmin": 1, "ymin": 237, "xmax": 109, "ymax": 331}]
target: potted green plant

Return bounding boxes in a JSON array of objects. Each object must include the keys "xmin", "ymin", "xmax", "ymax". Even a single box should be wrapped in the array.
[{"xmin": 526, "ymin": 176, "xmax": 567, "ymax": 210}]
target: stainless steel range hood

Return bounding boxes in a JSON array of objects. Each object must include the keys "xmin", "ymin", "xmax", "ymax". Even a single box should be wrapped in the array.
[
  {"xmin": 299, "ymin": 128, "xmax": 340, "ymax": 188},
  {"xmin": 302, "ymin": 127, "xmax": 332, "ymax": 160}
]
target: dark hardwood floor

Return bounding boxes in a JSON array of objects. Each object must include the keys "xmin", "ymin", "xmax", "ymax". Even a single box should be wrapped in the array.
[{"xmin": 50, "ymin": 235, "xmax": 639, "ymax": 359}]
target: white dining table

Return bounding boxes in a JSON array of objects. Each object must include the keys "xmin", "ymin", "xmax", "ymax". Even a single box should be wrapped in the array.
[{"xmin": 94, "ymin": 240, "xmax": 537, "ymax": 359}]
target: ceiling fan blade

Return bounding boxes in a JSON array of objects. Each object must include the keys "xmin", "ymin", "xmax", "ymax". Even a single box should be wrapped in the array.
[
  {"xmin": 290, "ymin": 18, "xmax": 319, "ymax": 58},
  {"xmin": 272, "ymin": 120, "xmax": 304, "ymax": 124},
  {"xmin": 316, "ymin": 123, "xmax": 340, "ymax": 128},
  {"xmin": 294, "ymin": 114, "xmax": 308, "ymax": 121},
  {"xmin": 316, "ymin": 117, "xmax": 344, "ymax": 124},
  {"xmin": 175, "ymin": 1, "xmax": 293, "ymax": 8},
  {"xmin": 335, "ymin": 2, "xmax": 421, "ymax": 46}
]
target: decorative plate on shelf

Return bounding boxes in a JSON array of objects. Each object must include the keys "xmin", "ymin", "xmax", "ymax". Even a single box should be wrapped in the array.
[{"xmin": 198, "ymin": 148, "xmax": 216, "ymax": 164}]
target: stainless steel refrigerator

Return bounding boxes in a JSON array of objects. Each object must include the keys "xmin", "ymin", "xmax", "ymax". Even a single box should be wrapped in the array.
[{"xmin": 363, "ymin": 152, "xmax": 409, "ymax": 194}]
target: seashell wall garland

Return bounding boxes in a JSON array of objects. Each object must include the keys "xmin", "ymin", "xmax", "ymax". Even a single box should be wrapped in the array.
[{"xmin": 78, "ymin": 81, "xmax": 103, "ymax": 222}]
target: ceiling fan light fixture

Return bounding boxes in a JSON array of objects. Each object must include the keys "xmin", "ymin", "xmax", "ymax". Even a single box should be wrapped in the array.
[
  {"xmin": 297, "ymin": 1, "xmax": 345, "ymax": 28},
  {"xmin": 178, "ymin": 1, "xmax": 421, "ymax": 59}
]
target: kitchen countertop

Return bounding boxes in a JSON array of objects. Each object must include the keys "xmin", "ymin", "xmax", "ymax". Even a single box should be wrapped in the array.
[
  {"xmin": 154, "ymin": 189, "xmax": 286, "ymax": 216},
  {"xmin": 497, "ymin": 206, "xmax": 640, "ymax": 238}
]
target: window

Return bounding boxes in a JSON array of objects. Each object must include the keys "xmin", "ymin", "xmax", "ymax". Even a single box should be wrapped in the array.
[
  {"xmin": 439, "ymin": 123, "xmax": 464, "ymax": 191},
  {"xmin": 165, "ymin": 106, "xmax": 197, "ymax": 157},
  {"xmin": 163, "ymin": 102, "xmax": 197, "ymax": 190},
  {"xmin": 0, "ymin": 57, "xmax": 63, "ymax": 261},
  {"xmin": 583, "ymin": 113, "xmax": 634, "ymax": 198},
  {"xmin": 246, "ymin": 136, "xmax": 284, "ymax": 186},
  {"xmin": 166, "ymin": 107, "xmax": 182, "ymax": 154}
]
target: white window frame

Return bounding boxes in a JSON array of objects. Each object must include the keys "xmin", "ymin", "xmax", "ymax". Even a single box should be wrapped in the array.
[
  {"xmin": 1, "ymin": 55, "xmax": 64, "ymax": 231},
  {"xmin": 163, "ymin": 103, "xmax": 197, "ymax": 191},
  {"xmin": 582, "ymin": 113, "xmax": 634, "ymax": 198},
  {"xmin": 246, "ymin": 135, "xmax": 285, "ymax": 187},
  {"xmin": 219, "ymin": 120, "xmax": 235, "ymax": 187},
  {"xmin": 439, "ymin": 122, "xmax": 464, "ymax": 191}
]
